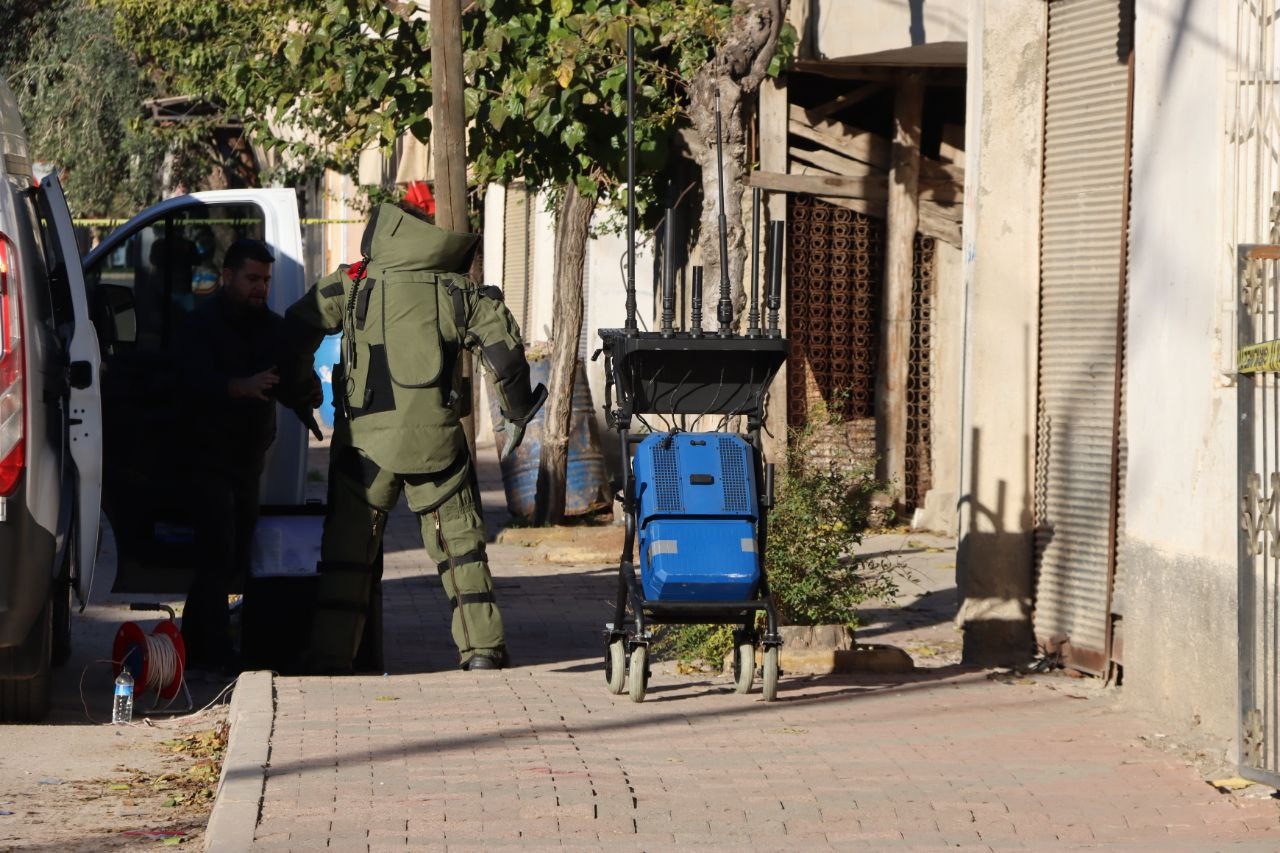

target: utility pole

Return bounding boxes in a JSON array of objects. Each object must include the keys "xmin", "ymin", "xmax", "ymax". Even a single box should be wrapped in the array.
[{"xmin": 431, "ymin": 0, "xmax": 475, "ymax": 452}]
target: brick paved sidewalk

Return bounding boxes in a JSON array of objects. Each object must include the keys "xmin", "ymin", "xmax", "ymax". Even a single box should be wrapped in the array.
[{"xmin": 243, "ymin": 444, "xmax": 1280, "ymax": 850}]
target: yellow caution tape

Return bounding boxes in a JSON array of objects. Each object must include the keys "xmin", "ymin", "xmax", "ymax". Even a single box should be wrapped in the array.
[
  {"xmin": 72, "ymin": 217, "xmax": 361, "ymax": 228},
  {"xmin": 1239, "ymin": 340, "xmax": 1280, "ymax": 374}
]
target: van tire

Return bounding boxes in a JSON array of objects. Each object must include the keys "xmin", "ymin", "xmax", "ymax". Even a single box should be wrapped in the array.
[{"xmin": 0, "ymin": 600, "xmax": 52, "ymax": 722}]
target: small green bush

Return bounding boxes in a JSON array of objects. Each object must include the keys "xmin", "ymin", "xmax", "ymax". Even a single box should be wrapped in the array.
[
  {"xmin": 652, "ymin": 410, "xmax": 905, "ymax": 670},
  {"xmin": 765, "ymin": 427, "xmax": 900, "ymax": 626}
]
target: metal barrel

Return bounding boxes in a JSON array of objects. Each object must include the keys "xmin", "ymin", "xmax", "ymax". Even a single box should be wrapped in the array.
[{"xmin": 487, "ymin": 358, "xmax": 611, "ymax": 519}]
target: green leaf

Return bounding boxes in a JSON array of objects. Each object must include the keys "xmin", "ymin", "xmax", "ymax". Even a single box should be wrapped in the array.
[
  {"xmin": 561, "ymin": 123, "xmax": 585, "ymax": 151},
  {"xmin": 283, "ymin": 33, "xmax": 303, "ymax": 66},
  {"xmin": 490, "ymin": 101, "xmax": 509, "ymax": 131},
  {"xmin": 551, "ymin": 0, "xmax": 573, "ymax": 18},
  {"xmin": 532, "ymin": 101, "xmax": 561, "ymax": 135}
]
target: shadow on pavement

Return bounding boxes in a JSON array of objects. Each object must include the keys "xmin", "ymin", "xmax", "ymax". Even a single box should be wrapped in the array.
[
  {"xmin": 378, "ymin": 563, "xmax": 617, "ymax": 674},
  {"xmin": 244, "ymin": 666, "xmax": 995, "ymax": 785},
  {"xmin": 854, "ymin": 585, "xmax": 959, "ymax": 641}
]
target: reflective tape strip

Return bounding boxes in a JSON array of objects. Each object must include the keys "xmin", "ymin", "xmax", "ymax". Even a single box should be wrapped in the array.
[
  {"xmin": 740, "ymin": 538, "xmax": 757, "ymax": 553},
  {"xmin": 649, "ymin": 540, "xmax": 679, "ymax": 556}
]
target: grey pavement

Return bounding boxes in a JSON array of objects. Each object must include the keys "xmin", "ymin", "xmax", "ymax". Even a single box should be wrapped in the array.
[{"xmin": 232, "ymin": 439, "xmax": 1280, "ymax": 850}]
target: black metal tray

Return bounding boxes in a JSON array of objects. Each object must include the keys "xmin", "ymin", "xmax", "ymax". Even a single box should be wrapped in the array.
[{"xmin": 598, "ymin": 330, "xmax": 787, "ymax": 418}]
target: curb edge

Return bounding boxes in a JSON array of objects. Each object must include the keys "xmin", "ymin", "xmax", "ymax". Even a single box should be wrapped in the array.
[{"xmin": 204, "ymin": 670, "xmax": 274, "ymax": 852}]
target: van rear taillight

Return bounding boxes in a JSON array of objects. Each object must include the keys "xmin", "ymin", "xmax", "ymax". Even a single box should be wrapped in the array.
[{"xmin": 0, "ymin": 236, "xmax": 24, "ymax": 497}]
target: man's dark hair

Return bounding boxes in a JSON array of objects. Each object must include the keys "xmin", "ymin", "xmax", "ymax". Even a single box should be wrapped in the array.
[{"xmin": 222, "ymin": 238, "xmax": 275, "ymax": 272}]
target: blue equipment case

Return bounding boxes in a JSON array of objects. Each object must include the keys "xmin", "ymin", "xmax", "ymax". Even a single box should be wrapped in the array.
[{"xmin": 633, "ymin": 433, "xmax": 759, "ymax": 602}]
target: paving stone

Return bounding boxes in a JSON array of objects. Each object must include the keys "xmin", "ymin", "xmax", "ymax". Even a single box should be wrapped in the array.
[{"xmin": 232, "ymin": 443, "xmax": 1280, "ymax": 849}]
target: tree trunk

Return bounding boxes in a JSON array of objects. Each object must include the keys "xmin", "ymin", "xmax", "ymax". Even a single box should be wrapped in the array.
[
  {"xmin": 535, "ymin": 184, "xmax": 596, "ymax": 525},
  {"xmin": 431, "ymin": 0, "xmax": 476, "ymax": 455},
  {"xmin": 688, "ymin": 0, "xmax": 787, "ymax": 330}
]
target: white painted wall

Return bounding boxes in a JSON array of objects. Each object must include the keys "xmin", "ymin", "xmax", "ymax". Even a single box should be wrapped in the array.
[
  {"xmin": 528, "ymin": 191, "xmax": 559, "ymax": 343},
  {"xmin": 808, "ymin": 0, "xmax": 968, "ymax": 59},
  {"xmin": 1124, "ymin": 0, "xmax": 1232, "ymax": 560},
  {"xmin": 475, "ymin": 183, "xmax": 508, "ymax": 447},
  {"xmin": 585, "ymin": 224, "xmax": 657, "ymax": 434},
  {"xmin": 1118, "ymin": 0, "xmax": 1238, "ymax": 742}
]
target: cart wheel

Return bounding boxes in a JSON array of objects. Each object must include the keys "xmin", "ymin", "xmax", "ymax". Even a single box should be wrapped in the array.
[
  {"xmin": 605, "ymin": 638, "xmax": 626, "ymax": 695},
  {"xmin": 733, "ymin": 641, "xmax": 755, "ymax": 694},
  {"xmin": 762, "ymin": 646, "xmax": 780, "ymax": 702},
  {"xmin": 628, "ymin": 645, "xmax": 648, "ymax": 703}
]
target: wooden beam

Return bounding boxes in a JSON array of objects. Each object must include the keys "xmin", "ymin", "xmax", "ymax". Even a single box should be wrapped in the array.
[
  {"xmin": 808, "ymin": 82, "xmax": 888, "ymax": 120},
  {"xmin": 919, "ymin": 206, "xmax": 962, "ymax": 248},
  {"xmin": 750, "ymin": 168, "xmax": 960, "ymax": 209},
  {"xmin": 789, "ymin": 144, "xmax": 884, "ymax": 176},
  {"xmin": 758, "ymin": 74, "xmax": 789, "ymax": 465},
  {"xmin": 939, "ymin": 123, "xmax": 966, "ymax": 168},
  {"xmin": 749, "ymin": 169, "xmax": 888, "ymax": 202},
  {"xmin": 788, "ymin": 146, "xmax": 963, "ymax": 195},
  {"xmin": 876, "ymin": 72, "xmax": 923, "ymax": 499},
  {"xmin": 813, "ymin": 195, "xmax": 961, "ymax": 248},
  {"xmin": 806, "ymin": 194, "xmax": 960, "ymax": 248},
  {"xmin": 789, "ymin": 104, "xmax": 890, "ymax": 168}
]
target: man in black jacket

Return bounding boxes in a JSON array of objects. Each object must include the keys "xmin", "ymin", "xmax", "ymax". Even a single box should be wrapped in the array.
[{"xmin": 175, "ymin": 238, "xmax": 318, "ymax": 672}]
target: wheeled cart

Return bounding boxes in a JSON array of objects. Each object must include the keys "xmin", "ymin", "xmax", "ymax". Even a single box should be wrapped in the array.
[{"xmin": 597, "ymin": 331, "xmax": 788, "ymax": 702}]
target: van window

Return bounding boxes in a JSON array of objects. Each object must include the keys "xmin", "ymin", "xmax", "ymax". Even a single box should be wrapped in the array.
[{"xmin": 86, "ymin": 202, "xmax": 266, "ymax": 354}]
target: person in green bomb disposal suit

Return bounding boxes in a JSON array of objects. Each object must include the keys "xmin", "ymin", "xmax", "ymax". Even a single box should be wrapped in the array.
[{"xmin": 285, "ymin": 202, "xmax": 545, "ymax": 672}]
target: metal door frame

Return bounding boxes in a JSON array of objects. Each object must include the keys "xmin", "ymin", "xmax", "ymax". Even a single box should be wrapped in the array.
[{"xmin": 1237, "ymin": 241, "xmax": 1280, "ymax": 786}]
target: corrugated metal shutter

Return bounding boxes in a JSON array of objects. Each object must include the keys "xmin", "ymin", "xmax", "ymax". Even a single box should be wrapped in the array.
[
  {"xmin": 1034, "ymin": 0, "xmax": 1132, "ymax": 670},
  {"xmin": 502, "ymin": 183, "xmax": 531, "ymax": 333}
]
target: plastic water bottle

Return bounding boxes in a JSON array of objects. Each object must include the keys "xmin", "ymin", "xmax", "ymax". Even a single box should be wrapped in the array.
[{"xmin": 112, "ymin": 669, "xmax": 134, "ymax": 725}]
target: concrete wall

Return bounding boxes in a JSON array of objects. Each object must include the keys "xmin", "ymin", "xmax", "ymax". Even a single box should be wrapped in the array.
[
  {"xmin": 955, "ymin": 0, "xmax": 1045, "ymax": 664},
  {"xmin": 1119, "ymin": 0, "xmax": 1236, "ymax": 746},
  {"xmin": 805, "ymin": 0, "xmax": 968, "ymax": 59}
]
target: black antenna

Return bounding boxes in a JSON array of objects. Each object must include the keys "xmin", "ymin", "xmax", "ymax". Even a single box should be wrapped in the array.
[
  {"xmin": 766, "ymin": 219, "xmax": 784, "ymax": 337},
  {"xmin": 690, "ymin": 265, "xmax": 704, "ymax": 338},
  {"xmin": 624, "ymin": 24, "xmax": 638, "ymax": 335},
  {"xmin": 747, "ymin": 186, "xmax": 761, "ymax": 337},
  {"xmin": 714, "ymin": 88, "xmax": 733, "ymax": 338},
  {"xmin": 660, "ymin": 210, "xmax": 675, "ymax": 337}
]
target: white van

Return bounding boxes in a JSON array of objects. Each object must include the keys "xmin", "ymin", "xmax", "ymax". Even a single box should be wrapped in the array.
[{"xmin": 0, "ymin": 82, "xmax": 308, "ymax": 719}]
